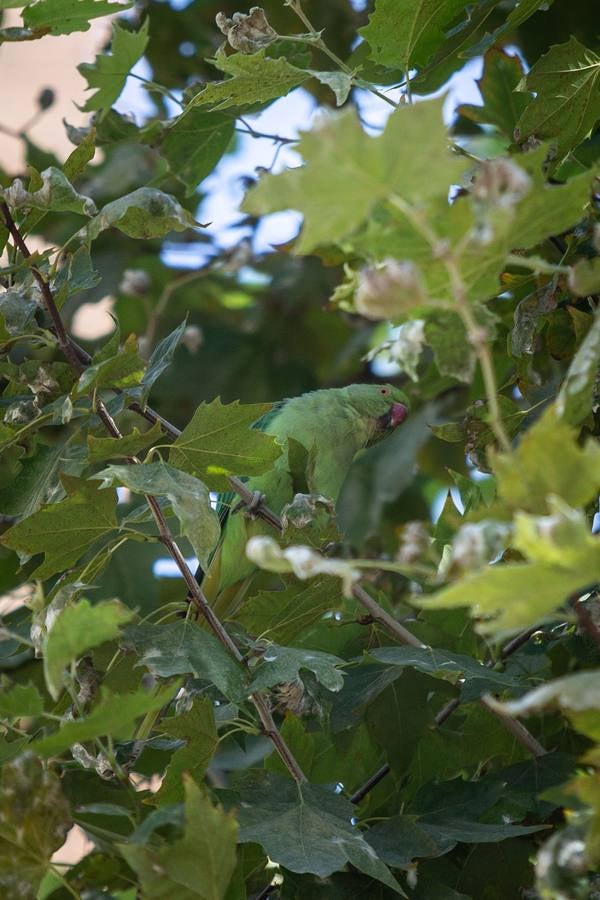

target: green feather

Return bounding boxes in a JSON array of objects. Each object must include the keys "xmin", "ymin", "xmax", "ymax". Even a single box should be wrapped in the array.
[{"xmin": 203, "ymin": 383, "xmax": 409, "ymax": 617}]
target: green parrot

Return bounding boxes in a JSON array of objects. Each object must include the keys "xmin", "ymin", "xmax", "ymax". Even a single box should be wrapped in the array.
[{"xmin": 200, "ymin": 383, "xmax": 409, "ymax": 617}]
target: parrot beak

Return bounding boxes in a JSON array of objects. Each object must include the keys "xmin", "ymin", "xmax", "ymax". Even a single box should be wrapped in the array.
[{"xmin": 378, "ymin": 402, "xmax": 408, "ymax": 430}]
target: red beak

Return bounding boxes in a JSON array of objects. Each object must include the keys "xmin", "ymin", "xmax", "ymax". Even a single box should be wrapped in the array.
[
  {"xmin": 378, "ymin": 402, "xmax": 408, "ymax": 430},
  {"xmin": 389, "ymin": 402, "xmax": 408, "ymax": 427}
]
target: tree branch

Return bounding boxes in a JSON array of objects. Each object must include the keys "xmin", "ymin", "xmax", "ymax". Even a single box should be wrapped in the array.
[
  {"xmin": 1, "ymin": 204, "xmax": 306, "ymax": 786},
  {"xmin": 1, "ymin": 201, "xmax": 84, "ymax": 374}
]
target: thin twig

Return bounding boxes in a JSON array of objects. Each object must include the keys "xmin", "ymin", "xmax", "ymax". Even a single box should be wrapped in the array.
[
  {"xmin": 252, "ymin": 883, "xmax": 278, "ymax": 900},
  {"xmin": 351, "ymin": 584, "xmax": 426, "ymax": 648},
  {"xmin": 237, "ymin": 118, "xmax": 297, "ymax": 145},
  {"xmin": 2, "ymin": 205, "xmax": 306, "ymax": 786}
]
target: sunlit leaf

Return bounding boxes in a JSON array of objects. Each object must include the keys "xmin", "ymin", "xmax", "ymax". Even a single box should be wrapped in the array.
[
  {"xmin": 243, "ymin": 100, "xmax": 465, "ymax": 254},
  {"xmin": 515, "ymin": 37, "xmax": 600, "ymax": 162},
  {"xmin": 79, "ymin": 19, "xmax": 149, "ymax": 116},
  {"xmin": 185, "ymin": 46, "xmax": 309, "ymax": 112},
  {"xmin": 170, "ymin": 397, "xmax": 281, "ymax": 490},
  {"xmin": 22, "ymin": 0, "xmax": 132, "ymax": 35},
  {"xmin": 360, "ymin": 0, "xmax": 471, "ymax": 72}
]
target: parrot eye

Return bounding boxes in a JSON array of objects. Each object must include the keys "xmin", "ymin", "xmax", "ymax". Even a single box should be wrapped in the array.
[{"xmin": 379, "ymin": 387, "xmax": 390, "ymax": 396}]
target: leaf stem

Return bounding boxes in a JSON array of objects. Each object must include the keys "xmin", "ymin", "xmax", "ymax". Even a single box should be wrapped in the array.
[
  {"xmin": 388, "ymin": 193, "xmax": 512, "ymax": 453},
  {"xmin": 283, "ymin": 2, "xmax": 399, "ymax": 109},
  {"xmin": 505, "ymin": 252, "xmax": 571, "ymax": 275}
]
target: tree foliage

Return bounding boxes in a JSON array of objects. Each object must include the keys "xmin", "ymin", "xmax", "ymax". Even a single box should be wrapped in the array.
[{"xmin": 0, "ymin": 1, "xmax": 599, "ymax": 898}]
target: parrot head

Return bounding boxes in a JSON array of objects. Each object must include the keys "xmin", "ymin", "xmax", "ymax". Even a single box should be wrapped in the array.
[{"xmin": 345, "ymin": 383, "xmax": 409, "ymax": 444}]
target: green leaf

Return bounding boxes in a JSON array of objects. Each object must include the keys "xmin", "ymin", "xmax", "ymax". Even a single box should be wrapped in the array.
[
  {"xmin": 0, "ymin": 284, "xmax": 37, "ymax": 334},
  {"xmin": 33, "ymin": 682, "xmax": 179, "ymax": 757},
  {"xmin": 44, "ymin": 598, "xmax": 134, "ymax": 700},
  {"xmin": 0, "ymin": 754, "xmax": 71, "ymax": 898},
  {"xmin": 84, "ymin": 187, "xmax": 199, "ymax": 241},
  {"xmin": 366, "ymin": 815, "xmax": 449, "ymax": 868},
  {"xmin": 156, "ymin": 697, "xmax": 218, "ymax": 805},
  {"xmin": 556, "ymin": 308, "xmax": 600, "ymax": 425},
  {"xmin": 238, "ymin": 771, "xmax": 404, "ymax": 893},
  {"xmin": 75, "ymin": 332, "xmax": 146, "ymax": 395},
  {"xmin": 351, "ymin": 159, "xmax": 592, "ymax": 306},
  {"xmin": 140, "ymin": 318, "xmax": 187, "ymax": 401},
  {"xmin": 243, "ymin": 100, "xmax": 466, "ymax": 254},
  {"xmin": 161, "ymin": 110, "xmax": 235, "ymax": 196},
  {"xmin": 1, "ymin": 475, "xmax": 117, "ymax": 579},
  {"xmin": 87, "ymin": 420, "xmax": 163, "ymax": 463},
  {"xmin": 369, "ymin": 646, "xmax": 521, "ymax": 702},
  {"xmin": 22, "ymin": 0, "xmax": 132, "ymax": 35},
  {"xmin": 0, "ymin": 438, "xmax": 71, "ymax": 517},
  {"xmin": 309, "ymin": 70, "xmax": 352, "ymax": 106},
  {"xmin": 248, "ymin": 644, "xmax": 345, "ymax": 693},
  {"xmin": 417, "ymin": 557, "xmax": 599, "ymax": 634},
  {"xmin": 425, "ymin": 305, "xmax": 497, "ymax": 383},
  {"xmin": 459, "ymin": 47, "xmax": 529, "ymax": 139},
  {"xmin": 2, "ymin": 167, "xmax": 96, "ymax": 215},
  {"xmin": 52, "ymin": 244, "xmax": 100, "ymax": 307},
  {"xmin": 63, "ymin": 127, "xmax": 97, "ymax": 181},
  {"xmin": 568, "ymin": 257, "xmax": 600, "ymax": 297},
  {"xmin": 515, "ymin": 37, "xmax": 600, "ymax": 163},
  {"xmin": 185, "ymin": 46, "xmax": 309, "ymax": 113},
  {"xmin": 508, "ymin": 154, "xmax": 593, "ymax": 251},
  {"xmin": 0, "ymin": 684, "xmax": 44, "ymax": 719},
  {"xmin": 169, "ymin": 397, "xmax": 281, "ymax": 490},
  {"xmin": 122, "ymin": 621, "xmax": 246, "ymax": 703},
  {"xmin": 466, "ymin": 0, "xmax": 556, "ymax": 58},
  {"xmin": 120, "ymin": 777, "xmax": 238, "ymax": 900},
  {"xmin": 411, "ymin": 0, "xmax": 498, "ymax": 94},
  {"xmin": 423, "ymin": 500, "xmax": 600, "ymax": 633},
  {"xmin": 359, "ymin": 0, "xmax": 471, "ymax": 72},
  {"xmin": 79, "ymin": 20, "xmax": 149, "ymax": 116},
  {"xmin": 367, "ymin": 814, "xmax": 544, "ymax": 868},
  {"xmin": 493, "ymin": 407, "xmax": 600, "ymax": 513},
  {"xmin": 237, "ymin": 579, "xmax": 342, "ymax": 645},
  {"xmin": 94, "ymin": 461, "xmax": 220, "ymax": 569}
]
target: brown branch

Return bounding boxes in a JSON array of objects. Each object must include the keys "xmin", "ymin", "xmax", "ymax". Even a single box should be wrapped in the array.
[
  {"xmin": 2, "ymin": 205, "xmax": 306, "ymax": 785},
  {"xmin": 1, "ymin": 201, "xmax": 84, "ymax": 374}
]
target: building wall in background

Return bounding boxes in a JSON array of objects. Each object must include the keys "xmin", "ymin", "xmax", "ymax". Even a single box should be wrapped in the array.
[{"xmin": 0, "ymin": 10, "xmax": 110, "ymax": 172}]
